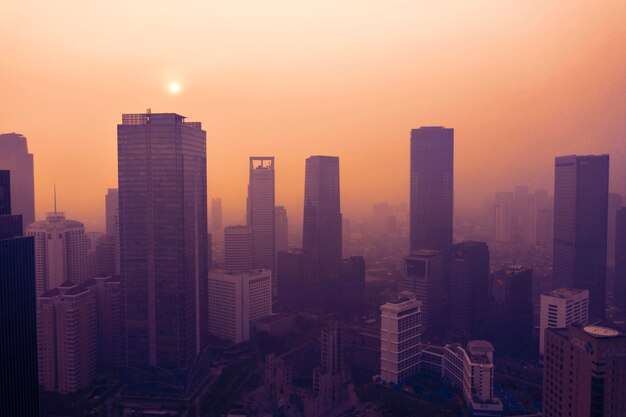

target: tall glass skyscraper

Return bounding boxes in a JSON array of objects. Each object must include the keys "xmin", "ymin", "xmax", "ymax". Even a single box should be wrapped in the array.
[
  {"xmin": 0, "ymin": 133, "xmax": 35, "ymax": 231},
  {"xmin": 247, "ymin": 157, "xmax": 275, "ymax": 271},
  {"xmin": 553, "ymin": 154, "xmax": 609, "ymax": 319},
  {"xmin": 410, "ymin": 127, "xmax": 454, "ymax": 253},
  {"xmin": 117, "ymin": 112, "xmax": 208, "ymax": 368},
  {"xmin": 302, "ymin": 156, "xmax": 342, "ymax": 308}
]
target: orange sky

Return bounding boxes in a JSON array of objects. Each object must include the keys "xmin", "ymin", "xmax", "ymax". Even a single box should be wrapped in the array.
[{"xmin": 1, "ymin": 1, "xmax": 625, "ymax": 231}]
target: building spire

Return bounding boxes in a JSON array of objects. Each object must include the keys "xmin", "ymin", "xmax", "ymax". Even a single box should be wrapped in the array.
[{"xmin": 54, "ymin": 184, "xmax": 57, "ymax": 213}]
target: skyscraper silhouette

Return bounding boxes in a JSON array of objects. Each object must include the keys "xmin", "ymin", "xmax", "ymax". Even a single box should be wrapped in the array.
[
  {"xmin": 410, "ymin": 127, "xmax": 454, "ymax": 253},
  {"xmin": 211, "ymin": 198, "xmax": 223, "ymax": 233},
  {"xmin": 117, "ymin": 112, "xmax": 208, "ymax": 368},
  {"xmin": 248, "ymin": 157, "xmax": 275, "ymax": 271},
  {"xmin": 553, "ymin": 155, "xmax": 609, "ymax": 319},
  {"xmin": 105, "ymin": 188, "xmax": 118, "ymax": 237},
  {"xmin": 275, "ymin": 205, "xmax": 288, "ymax": 253},
  {"xmin": 0, "ymin": 133, "xmax": 35, "ymax": 231},
  {"xmin": 302, "ymin": 156, "xmax": 342, "ymax": 308}
]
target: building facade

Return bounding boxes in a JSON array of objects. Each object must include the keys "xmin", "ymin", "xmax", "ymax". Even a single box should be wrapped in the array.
[
  {"xmin": 248, "ymin": 157, "xmax": 276, "ymax": 272},
  {"xmin": 539, "ymin": 288, "xmax": 589, "ymax": 355},
  {"xmin": 0, "ymin": 133, "xmax": 35, "ymax": 231},
  {"xmin": 402, "ymin": 250, "xmax": 444, "ymax": 335},
  {"xmin": 224, "ymin": 225, "xmax": 253, "ymax": 272},
  {"xmin": 275, "ymin": 205, "xmax": 288, "ymax": 253}
]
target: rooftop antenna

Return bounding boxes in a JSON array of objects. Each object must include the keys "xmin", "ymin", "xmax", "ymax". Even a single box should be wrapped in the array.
[{"xmin": 54, "ymin": 184, "xmax": 57, "ymax": 213}]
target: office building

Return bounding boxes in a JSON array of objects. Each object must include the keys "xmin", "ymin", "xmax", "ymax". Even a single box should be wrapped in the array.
[
  {"xmin": 27, "ymin": 212, "xmax": 88, "ymax": 296},
  {"xmin": 490, "ymin": 265, "xmax": 533, "ymax": 345},
  {"xmin": 339, "ymin": 256, "xmax": 365, "ymax": 315},
  {"xmin": 211, "ymin": 198, "xmax": 223, "ymax": 233},
  {"xmin": 0, "ymin": 133, "xmax": 35, "ymax": 231},
  {"xmin": 553, "ymin": 155, "xmax": 609, "ymax": 319},
  {"xmin": 539, "ymin": 288, "xmax": 589, "ymax": 355},
  {"xmin": 380, "ymin": 293, "xmax": 422, "ymax": 384},
  {"xmin": 402, "ymin": 250, "xmax": 444, "ymax": 335},
  {"xmin": 608, "ymin": 193, "xmax": 623, "ymax": 267},
  {"xmin": 224, "ymin": 225, "xmax": 253, "ymax": 272},
  {"xmin": 276, "ymin": 249, "xmax": 304, "ymax": 309},
  {"xmin": 118, "ymin": 112, "xmax": 208, "ymax": 368},
  {"xmin": 494, "ymin": 192, "xmax": 513, "ymax": 242},
  {"xmin": 275, "ymin": 205, "xmax": 288, "ymax": 253},
  {"xmin": 409, "ymin": 127, "xmax": 453, "ymax": 253},
  {"xmin": 0, "ymin": 170, "xmax": 10, "ymax": 216},
  {"xmin": 302, "ymin": 155, "xmax": 342, "ymax": 308},
  {"xmin": 615, "ymin": 208, "xmax": 626, "ymax": 311},
  {"xmin": 543, "ymin": 324, "xmax": 626, "ymax": 417},
  {"xmin": 105, "ymin": 188, "xmax": 118, "ymax": 237},
  {"xmin": 248, "ymin": 157, "xmax": 275, "ymax": 272},
  {"xmin": 207, "ymin": 269, "xmax": 272, "ymax": 344},
  {"xmin": 0, "ymin": 196, "xmax": 39, "ymax": 416},
  {"xmin": 448, "ymin": 241, "xmax": 490, "ymax": 339}
]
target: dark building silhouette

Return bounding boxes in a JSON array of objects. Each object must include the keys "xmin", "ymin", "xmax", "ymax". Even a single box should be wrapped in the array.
[
  {"xmin": 303, "ymin": 155, "xmax": 342, "ymax": 309},
  {"xmin": 211, "ymin": 198, "xmax": 223, "ymax": 233},
  {"xmin": 403, "ymin": 250, "xmax": 444, "ymax": 336},
  {"xmin": 607, "ymin": 193, "xmax": 623, "ymax": 267},
  {"xmin": 0, "ymin": 191, "xmax": 38, "ymax": 416},
  {"xmin": 0, "ymin": 133, "xmax": 35, "ymax": 231},
  {"xmin": 94, "ymin": 234, "xmax": 116, "ymax": 277},
  {"xmin": 449, "ymin": 241, "xmax": 490, "ymax": 339},
  {"xmin": 275, "ymin": 205, "xmax": 288, "ymax": 253},
  {"xmin": 248, "ymin": 157, "xmax": 276, "ymax": 272},
  {"xmin": 117, "ymin": 112, "xmax": 208, "ymax": 368},
  {"xmin": 224, "ymin": 225, "xmax": 253, "ymax": 272},
  {"xmin": 105, "ymin": 188, "xmax": 118, "ymax": 237},
  {"xmin": 207, "ymin": 232, "xmax": 213, "ymax": 270},
  {"xmin": 615, "ymin": 208, "xmax": 626, "ymax": 311},
  {"xmin": 0, "ymin": 170, "xmax": 10, "ymax": 216},
  {"xmin": 276, "ymin": 249, "xmax": 304, "ymax": 310},
  {"xmin": 410, "ymin": 127, "xmax": 454, "ymax": 253},
  {"xmin": 553, "ymin": 155, "xmax": 609, "ymax": 319},
  {"xmin": 339, "ymin": 256, "xmax": 365, "ymax": 316},
  {"xmin": 490, "ymin": 266, "xmax": 533, "ymax": 347}
]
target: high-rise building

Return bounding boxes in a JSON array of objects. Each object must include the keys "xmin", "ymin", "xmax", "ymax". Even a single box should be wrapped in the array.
[
  {"xmin": 380, "ymin": 293, "xmax": 422, "ymax": 384},
  {"xmin": 543, "ymin": 324, "xmax": 626, "ymax": 417},
  {"xmin": 0, "ymin": 202, "xmax": 39, "ymax": 417},
  {"xmin": 224, "ymin": 225, "xmax": 253, "ymax": 272},
  {"xmin": 0, "ymin": 170, "xmax": 10, "ymax": 216},
  {"xmin": 0, "ymin": 133, "xmax": 35, "ymax": 231},
  {"xmin": 607, "ymin": 193, "xmax": 623, "ymax": 267},
  {"xmin": 211, "ymin": 198, "xmax": 223, "ymax": 233},
  {"xmin": 27, "ymin": 212, "xmax": 88, "ymax": 296},
  {"xmin": 490, "ymin": 265, "xmax": 533, "ymax": 345},
  {"xmin": 402, "ymin": 250, "xmax": 444, "ymax": 335},
  {"xmin": 539, "ymin": 288, "xmax": 589, "ymax": 355},
  {"xmin": 275, "ymin": 205, "xmax": 288, "ymax": 253},
  {"xmin": 94, "ymin": 234, "xmax": 116, "ymax": 277},
  {"xmin": 276, "ymin": 249, "xmax": 304, "ymax": 309},
  {"xmin": 494, "ymin": 192, "xmax": 513, "ymax": 242},
  {"xmin": 93, "ymin": 275, "xmax": 123, "ymax": 370},
  {"xmin": 302, "ymin": 156, "xmax": 342, "ymax": 308},
  {"xmin": 615, "ymin": 208, "xmax": 626, "ymax": 311},
  {"xmin": 118, "ymin": 112, "xmax": 208, "ymax": 368},
  {"xmin": 409, "ymin": 127, "xmax": 453, "ymax": 253},
  {"xmin": 448, "ymin": 241, "xmax": 489, "ymax": 339},
  {"xmin": 207, "ymin": 269, "xmax": 272, "ymax": 344},
  {"xmin": 248, "ymin": 157, "xmax": 275, "ymax": 272},
  {"xmin": 339, "ymin": 256, "xmax": 365, "ymax": 315},
  {"xmin": 553, "ymin": 155, "xmax": 609, "ymax": 319},
  {"xmin": 37, "ymin": 280, "xmax": 97, "ymax": 394},
  {"xmin": 105, "ymin": 188, "xmax": 118, "ymax": 237}
]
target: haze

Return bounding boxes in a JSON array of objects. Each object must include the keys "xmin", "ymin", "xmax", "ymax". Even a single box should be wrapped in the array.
[{"xmin": 1, "ymin": 0, "xmax": 625, "ymax": 230}]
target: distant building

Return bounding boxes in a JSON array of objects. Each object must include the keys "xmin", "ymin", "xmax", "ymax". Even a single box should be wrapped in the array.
[
  {"xmin": 0, "ymin": 170, "xmax": 10, "ymax": 216},
  {"xmin": 248, "ymin": 157, "xmax": 275, "ymax": 272},
  {"xmin": 27, "ymin": 212, "xmax": 88, "ymax": 296},
  {"xmin": 0, "ymin": 133, "xmax": 35, "ymax": 231},
  {"xmin": 380, "ymin": 293, "xmax": 422, "ymax": 384},
  {"xmin": 490, "ymin": 265, "xmax": 533, "ymax": 345},
  {"xmin": 339, "ymin": 256, "xmax": 365, "ymax": 315},
  {"xmin": 615, "ymin": 208, "xmax": 626, "ymax": 311},
  {"xmin": 303, "ymin": 155, "xmax": 342, "ymax": 309},
  {"xmin": 275, "ymin": 205, "xmax": 288, "ymax": 253},
  {"xmin": 211, "ymin": 198, "xmax": 223, "ymax": 233},
  {"xmin": 224, "ymin": 225, "xmax": 253, "ymax": 272},
  {"xmin": 0, "ymin": 198, "xmax": 39, "ymax": 417},
  {"xmin": 553, "ymin": 154, "xmax": 609, "ymax": 319},
  {"xmin": 543, "ymin": 324, "xmax": 626, "ymax": 417},
  {"xmin": 207, "ymin": 269, "xmax": 272, "ymax": 344},
  {"xmin": 276, "ymin": 249, "xmax": 304, "ymax": 309},
  {"xmin": 94, "ymin": 234, "xmax": 116, "ymax": 277},
  {"xmin": 105, "ymin": 188, "xmax": 118, "ymax": 237},
  {"xmin": 539, "ymin": 288, "xmax": 589, "ymax": 355},
  {"xmin": 607, "ymin": 193, "xmax": 623, "ymax": 267},
  {"xmin": 449, "ymin": 241, "xmax": 490, "ymax": 339},
  {"xmin": 265, "ymin": 354, "xmax": 292, "ymax": 405},
  {"xmin": 402, "ymin": 250, "xmax": 444, "ymax": 335},
  {"xmin": 494, "ymin": 192, "xmax": 513, "ymax": 242},
  {"xmin": 409, "ymin": 127, "xmax": 453, "ymax": 253}
]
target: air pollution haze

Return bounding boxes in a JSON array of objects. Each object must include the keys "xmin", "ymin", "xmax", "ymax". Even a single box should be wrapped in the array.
[{"xmin": 1, "ymin": 1, "xmax": 625, "ymax": 230}]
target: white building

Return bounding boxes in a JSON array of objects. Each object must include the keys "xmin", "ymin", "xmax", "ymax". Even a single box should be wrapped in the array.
[
  {"xmin": 539, "ymin": 288, "xmax": 589, "ymax": 354},
  {"xmin": 27, "ymin": 212, "xmax": 88, "ymax": 296},
  {"xmin": 224, "ymin": 225, "xmax": 253, "ymax": 272},
  {"xmin": 208, "ymin": 269, "xmax": 272, "ymax": 344},
  {"xmin": 380, "ymin": 292, "xmax": 422, "ymax": 384}
]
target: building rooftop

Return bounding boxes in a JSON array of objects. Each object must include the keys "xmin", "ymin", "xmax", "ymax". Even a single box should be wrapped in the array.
[
  {"xmin": 407, "ymin": 249, "xmax": 441, "ymax": 258},
  {"xmin": 543, "ymin": 287, "xmax": 587, "ymax": 299}
]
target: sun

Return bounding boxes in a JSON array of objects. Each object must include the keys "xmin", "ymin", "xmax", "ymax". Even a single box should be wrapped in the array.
[{"xmin": 168, "ymin": 82, "xmax": 181, "ymax": 94}]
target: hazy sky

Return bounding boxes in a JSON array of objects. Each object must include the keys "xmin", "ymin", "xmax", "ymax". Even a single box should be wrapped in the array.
[{"xmin": 1, "ymin": 1, "xmax": 625, "ymax": 231}]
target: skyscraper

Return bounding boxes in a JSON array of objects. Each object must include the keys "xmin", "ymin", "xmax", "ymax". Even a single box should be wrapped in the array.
[
  {"xmin": 211, "ymin": 198, "xmax": 223, "ymax": 233},
  {"xmin": 0, "ymin": 133, "xmax": 35, "ymax": 231},
  {"xmin": 614, "ymin": 208, "xmax": 626, "ymax": 311},
  {"xmin": 248, "ymin": 157, "xmax": 275, "ymax": 271},
  {"xmin": 448, "ymin": 241, "xmax": 490, "ymax": 339},
  {"xmin": 403, "ymin": 250, "xmax": 444, "ymax": 335},
  {"xmin": 607, "ymin": 193, "xmax": 623, "ymax": 267},
  {"xmin": 302, "ymin": 155, "xmax": 342, "ymax": 308},
  {"xmin": 275, "ymin": 205, "xmax": 288, "ymax": 253},
  {"xmin": 553, "ymin": 155, "xmax": 609, "ymax": 319},
  {"xmin": 543, "ymin": 324, "xmax": 626, "ymax": 417},
  {"xmin": 409, "ymin": 127, "xmax": 454, "ymax": 253},
  {"xmin": 0, "ymin": 196, "xmax": 39, "ymax": 417},
  {"xmin": 490, "ymin": 265, "xmax": 533, "ymax": 345},
  {"xmin": 105, "ymin": 188, "xmax": 118, "ymax": 237},
  {"xmin": 0, "ymin": 170, "xmax": 10, "ymax": 216},
  {"xmin": 27, "ymin": 212, "xmax": 88, "ymax": 296},
  {"xmin": 224, "ymin": 225, "xmax": 253, "ymax": 272},
  {"xmin": 494, "ymin": 191, "xmax": 513, "ymax": 242},
  {"xmin": 117, "ymin": 112, "xmax": 208, "ymax": 368}
]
